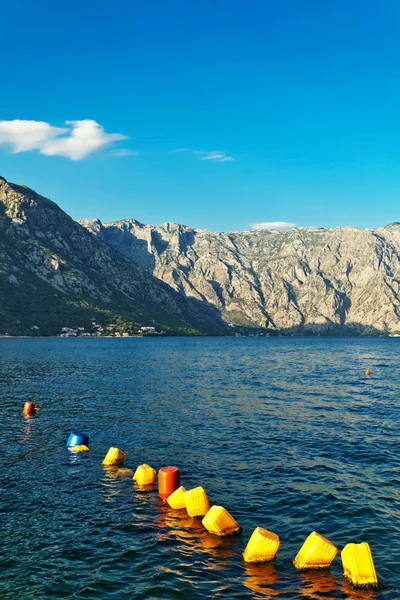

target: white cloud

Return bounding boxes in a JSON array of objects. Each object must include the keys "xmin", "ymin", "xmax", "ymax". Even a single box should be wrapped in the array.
[
  {"xmin": 0, "ymin": 120, "xmax": 67, "ymax": 152},
  {"xmin": 172, "ymin": 148, "xmax": 234, "ymax": 162},
  {"xmin": 251, "ymin": 221, "xmax": 297, "ymax": 230},
  {"xmin": 0, "ymin": 119, "xmax": 128, "ymax": 160},
  {"xmin": 200, "ymin": 151, "xmax": 234, "ymax": 162}
]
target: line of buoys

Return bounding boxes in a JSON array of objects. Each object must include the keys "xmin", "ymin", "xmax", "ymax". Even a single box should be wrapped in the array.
[
  {"xmin": 159, "ymin": 469, "xmax": 378, "ymax": 588},
  {"xmin": 25, "ymin": 407, "xmax": 377, "ymax": 591}
]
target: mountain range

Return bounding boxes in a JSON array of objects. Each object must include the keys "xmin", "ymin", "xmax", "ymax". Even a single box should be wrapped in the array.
[
  {"xmin": 0, "ymin": 176, "xmax": 227, "ymax": 336},
  {"xmin": 1, "ymin": 175, "xmax": 400, "ymax": 336}
]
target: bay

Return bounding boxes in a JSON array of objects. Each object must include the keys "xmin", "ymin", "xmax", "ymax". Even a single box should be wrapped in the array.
[{"xmin": 0, "ymin": 337, "xmax": 399, "ymax": 599}]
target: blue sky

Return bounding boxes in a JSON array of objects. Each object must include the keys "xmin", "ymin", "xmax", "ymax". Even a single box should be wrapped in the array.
[{"xmin": 1, "ymin": 0, "xmax": 399, "ymax": 231}]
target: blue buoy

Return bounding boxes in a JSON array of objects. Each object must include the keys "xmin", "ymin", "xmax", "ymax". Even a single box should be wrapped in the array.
[{"xmin": 66, "ymin": 431, "xmax": 89, "ymax": 448}]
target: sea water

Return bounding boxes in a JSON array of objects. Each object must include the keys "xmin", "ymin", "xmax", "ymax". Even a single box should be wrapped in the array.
[{"xmin": 1, "ymin": 337, "xmax": 399, "ymax": 599}]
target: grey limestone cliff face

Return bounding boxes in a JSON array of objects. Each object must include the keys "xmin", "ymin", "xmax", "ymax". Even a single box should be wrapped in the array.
[{"xmin": 80, "ymin": 218, "xmax": 400, "ymax": 333}]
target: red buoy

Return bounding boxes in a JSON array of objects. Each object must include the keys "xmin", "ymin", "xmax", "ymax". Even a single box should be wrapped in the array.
[
  {"xmin": 158, "ymin": 466, "xmax": 180, "ymax": 500},
  {"xmin": 23, "ymin": 401, "xmax": 36, "ymax": 417}
]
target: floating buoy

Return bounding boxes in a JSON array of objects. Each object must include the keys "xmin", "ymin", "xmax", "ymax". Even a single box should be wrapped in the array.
[
  {"xmin": 158, "ymin": 466, "xmax": 180, "ymax": 500},
  {"xmin": 66, "ymin": 432, "xmax": 89, "ymax": 448},
  {"xmin": 184, "ymin": 486, "xmax": 210, "ymax": 517},
  {"xmin": 23, "ymin": 401, "xmax": 36, "ymax": 417},
  {"xmin": 102, "ymin": 447, "xmax": 126, "ymax": 466},
  {"xmin": 202, "ymin": 505, "xmax": 241, "ymax": 536},
  {"xmin": 71, "ymin": 445, "xmax": 89, "ymax": 452},
  {"xmin": 365, "ymin": 369, "xmax": 371, "ymax": 376},
  {"xmin": 341, "ymin": 542, "xmax": 378, "ymax": 588},
  {"xmin": 167, "ymin": 486, "xmax": 187, "ymax": 509},
  {"xmin": 133, "ymin": 464, "xmax": 156, "ymax": 486},
  {"xmin": 293, "ymin": 531, "xmax": 337, "ymax": 570},
  {"xmin": 243, "ymin": 527, "xmax": 280, "ymax": 563}
]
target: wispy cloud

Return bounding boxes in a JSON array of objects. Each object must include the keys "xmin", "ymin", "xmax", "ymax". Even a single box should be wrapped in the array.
[
  {"xmin": 200, "ymin": 151, "xmax": 234, "ymax": 162},
  {"xmin": 0, "ymin": 119, "xmax": 128, "ymax": 160},
  {"xmin": 173, "ymin": 148, "xmax": 234, "ymax": 162},
  {"xmin": 251, "ymin": 221, "xmax": 297, "ymax": 230},
  {"xmin": 110, "ymin": 149, "xmax": 139, "ymax": 157}
]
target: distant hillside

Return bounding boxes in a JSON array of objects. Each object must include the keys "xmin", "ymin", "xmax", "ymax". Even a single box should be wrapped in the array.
[
  {"xmin": 80, "ymin": 216, "xmax": 400, "ymax": 335},
  {"xmin": 0, "ymin": 177, "xmax": 228, "ymax": 336}
]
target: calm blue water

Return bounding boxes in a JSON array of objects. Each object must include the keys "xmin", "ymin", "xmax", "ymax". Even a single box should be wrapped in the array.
[{"xmin": 1, "ymin": 337, "xmax": 399, "ymax": 599}]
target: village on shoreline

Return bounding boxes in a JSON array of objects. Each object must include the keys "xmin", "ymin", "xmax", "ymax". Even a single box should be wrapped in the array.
[
  {"xmin": 0, "ymin": 321, "xmax": 162, "ymax": 339},
  {"xmin": 58, "ymin": 321, "xmax": 160, "ymax": 338}
]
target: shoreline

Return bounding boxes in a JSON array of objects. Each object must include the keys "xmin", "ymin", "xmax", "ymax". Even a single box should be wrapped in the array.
[{"xmin": 0, "ymin": 333, "xmax": 396, "ymax": 339}]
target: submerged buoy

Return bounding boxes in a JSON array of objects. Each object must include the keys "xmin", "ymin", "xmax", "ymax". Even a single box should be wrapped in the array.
[
  {"xmin": 202, "ymin": 505, "xmax": 241, "ymax": 536},
  {"xmin": 71, "ymin": 445, "xmax": 89, "ymax": 452},
  {"xmin": 66, "ymin": 432, "xmax": 89, "ymax": 448},
  {"xmin": 184, "ymin": 486, "xmax": 210, "ymax": 518},
  {"xmin": 158, "ymin": 466, "xmax": 180, "ymax": 500},
  {"xmin": 293, "ymin": 531, "xmax": 337, "ymax": 570},
  {"xmin": 102, "ymin": 447, "xmax": 126, "ymax": 466},
  {"xmin": 341, "ymin": 542, "xmax": 378, "ymax": 588},
  {"xmin": 243, "ymin": 527, "xmax": 280, "ymax": 563},
  {"xmin": 23, "ymin": 402, "xmax": 36, "ymax": 417}
]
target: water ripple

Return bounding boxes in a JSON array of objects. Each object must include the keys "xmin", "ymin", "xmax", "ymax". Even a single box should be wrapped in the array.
[{"xmin": 0, "ymin": 337, "xmax": 399, "ymax": 598}]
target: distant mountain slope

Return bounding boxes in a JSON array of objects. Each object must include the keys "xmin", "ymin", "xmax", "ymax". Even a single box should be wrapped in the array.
[
  {"xmin": 0, "ymin": 177, "xmax": 228, "ymax": 335},
  {"xmin": 80, "ymin": 217, "xmax": 400, "ymax": 334}
]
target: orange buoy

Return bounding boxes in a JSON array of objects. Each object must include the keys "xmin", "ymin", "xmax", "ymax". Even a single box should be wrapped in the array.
[
  {"xmin": 23, "ymin": 401, "xmax": 36, "ymax": 417},
  {"xmin": 365, "ymin": 369, "xmax": 371, "ymax": 376},
  {"xmin": 158, "ymin": 466, "xmax": 180, "ymax": 500}
]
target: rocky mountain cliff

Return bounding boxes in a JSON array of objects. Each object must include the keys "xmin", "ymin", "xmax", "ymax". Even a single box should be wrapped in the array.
[
  {"xmin": 2, "ymin": 174, "xmax": 399, "ymax": 336},
  {"xmin": 0, "ymin": 177, "xmax": 228, "ymax": 335},
  {"xmin": 80, "ymin": 217, "xmax": 400, "ymax": 334}
]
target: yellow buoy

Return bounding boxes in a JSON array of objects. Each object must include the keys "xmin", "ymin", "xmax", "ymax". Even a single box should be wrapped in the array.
[
  {"xmin": 167, "ymin": 486, "xmax": 187, "ymax": 509},
  {"xmin": 365, "ymin": 369, "xmax": 371, "ymax": 376},
  {"xmin": 341, "ymin": 542, "xmax": 378, "ymax": 588},
  {"xmin": 184, "ymin": 486, "xmax": 210, "ymax": 517},
  {"xmin": 71, "ymin": 445, "xmax": 89, "ymax": 452},
  {"xmin": 202, "ymin": 506, "xmax": 241, "ymax": 536},
  {"xmin": 293, "ymin": 531, "xmax": 337, "ymax": 570},
  {"xmin": 133, "ymin": 464, "xmax": 156, "ymax": 485},
  {"xmin": 243, "ymin": 527, "xmax": 280, "ymax": 563},
  {"xmin": 102, "ymin": 447, "xmax": 126, "ymax": 466}
]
